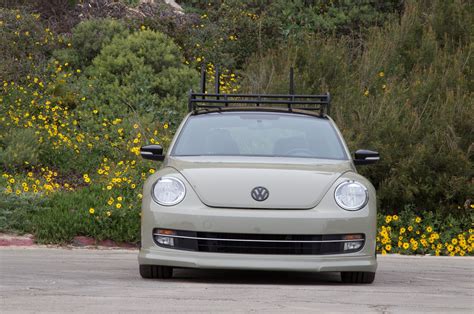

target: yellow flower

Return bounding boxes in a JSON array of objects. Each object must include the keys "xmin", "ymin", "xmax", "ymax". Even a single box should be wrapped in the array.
[
  {"xmin": 363, "ymin": 90, "xmax": 369, "ymax": 97},
  {"xmin": 89, "ymin": 207, "xmax": 95, "ymax": 215},
  {"xmin": 106, "ymin": 211, "xmax": 112, "ymax": 217},
  {"xmin": 385, "ymin": 244, "xmax": 391, "ymax": 251},
  {"xmin": 378, "ymin": 71, "xmax": 384, "ymax": 77},
  {"xmin": 117, "ymin": 196, "xmax": 123, "ymax": 201},
  {"xmin": 149, "ymin": 169, "xmax": 155, "ymax": 174},
  {"xmin": 426, "ymin": 226, "xmax": 433, "ymax": 233},
  {"xmin": 447, "ymin": 244, "xmax": 454, "ymax": 251},
  {"xmin": 140, "ymin": 25, "xmax": 146, "ymax": 30},
  {"xmin": 133, "ymin": 124, "xmax": 139, "ymax": 129},
  {"xmin": 385, "ymin": 216, "xmax": 392, "ymax": 223},
  {"xmin": 408, "ymin": 226, "xmax": 413, "ymax": 231},
  {"xmin": 451, "ymin": 238, "xmax": 458, "ymax": 245},
  {"xmin": 400, "ymin": 227, "xmax": 406, "ymax": 234},
  {"xmin": 116, "ymin": 203, "xmax": 122, "ymax": 209},
  {"xmin": 163, "ymin": 123, "xmax": 169, "ymax": 129},
  {"xmin": 415, "ymin": 217, "xmax": 421, "ymax": 223},
  {"xmin": 16, "ymin": 14, "xmax": 21, "ymax": 19},
  {"xmin": 392, "ymin": 215, "xmax": 398, "ymax": 221},
  {"xmin": 402, "ymin": 243, "xmax": 410, "ymax": 249}
]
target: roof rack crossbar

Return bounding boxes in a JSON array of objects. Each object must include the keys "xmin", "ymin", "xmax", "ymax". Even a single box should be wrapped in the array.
[
  {"xmin": 191, "ymin": 93, "xmax": 328, "ymax": 99},
  {"xmin": 191, "ymin": 99, "xmax": 328, "ymax": 105}
]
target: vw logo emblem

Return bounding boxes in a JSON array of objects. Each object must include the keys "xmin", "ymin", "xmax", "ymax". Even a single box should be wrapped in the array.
[{"xmin": 251, "ymin": 186, "xmax": 269, "ymax": 202}]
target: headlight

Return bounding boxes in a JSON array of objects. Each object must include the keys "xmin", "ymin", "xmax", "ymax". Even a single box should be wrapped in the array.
[
  {"xmin": 152, "ymin": 177, "xmax": 186, "ymax": 206},
  {"xmin": 334, "ymin": 181, "xmax": 368, "ymax": 211}
]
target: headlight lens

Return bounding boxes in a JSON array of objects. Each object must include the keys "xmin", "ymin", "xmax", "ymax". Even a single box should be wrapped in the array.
[
  {"xmin": 152, "ymin": 177, "xmax": 186, "ymax": 206},
  {"xmin": 334, "ymin": 181, "xmax": 368, "ymax": 211}
]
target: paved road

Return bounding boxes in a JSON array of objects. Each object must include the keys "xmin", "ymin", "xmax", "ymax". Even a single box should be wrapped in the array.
[{"xmin": 0, "ymin": 248, "xmax": 473, "ymax": 313}]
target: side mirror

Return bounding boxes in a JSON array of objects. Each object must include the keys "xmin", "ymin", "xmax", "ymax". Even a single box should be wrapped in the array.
[
  {"xmin": 140, "ymin": 144, "xmax": 165, "ymax": 161},
  {"xmin": 353, "ymin": 149, "xmax": 380, "ymax": 165}
]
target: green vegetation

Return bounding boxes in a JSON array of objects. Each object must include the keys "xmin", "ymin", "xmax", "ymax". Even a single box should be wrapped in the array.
[
  {"xmin": 241, "ymin": 2, "xmax": 473, "ymax": 213},
  {"xmin": 0, "ymin": 0, "xmax": 472, "ymax": 252}
]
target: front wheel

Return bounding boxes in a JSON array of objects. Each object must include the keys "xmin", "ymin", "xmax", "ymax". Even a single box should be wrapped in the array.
[
  {"xmin": 341, "ymin": 271, "xmax": 375, "ymax": 284},
  {"xmin": 139, "ymin": 265, "xmax": 173, "ymax": 279}
]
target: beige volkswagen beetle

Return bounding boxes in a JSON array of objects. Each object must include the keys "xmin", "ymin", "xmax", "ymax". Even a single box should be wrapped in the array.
[{"xmin": 138, "ymin": 71, "xmax": 379, "ymax": 283}]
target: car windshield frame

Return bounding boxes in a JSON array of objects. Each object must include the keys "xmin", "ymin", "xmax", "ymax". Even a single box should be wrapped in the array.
[{"xmin": 171, "ymin": 111, "xmax": 349, "ymax": 160}]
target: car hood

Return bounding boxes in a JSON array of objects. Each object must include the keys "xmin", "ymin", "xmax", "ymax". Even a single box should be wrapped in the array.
[{"xmin": 167, "ymin": 156, "xmax": 353, "ymax": 209}]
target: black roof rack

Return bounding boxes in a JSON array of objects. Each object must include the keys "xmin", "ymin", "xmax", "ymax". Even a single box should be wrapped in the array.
[{"xmin": 188, "ymin": 66, "xmax": 331, "ymax": 117}]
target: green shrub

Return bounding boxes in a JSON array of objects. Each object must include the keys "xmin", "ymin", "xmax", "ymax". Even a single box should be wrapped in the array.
[
  {"xmin": 178, "ymin": 0, "xmax": 402, "ymax": 70},
  {"xmin": 0, "ymin": 128, "xmax": 42, "ymax": 169},
  {"xmin": 240, "ymin": 0, "xmax": 473, "ymax": 214},
  {"xmin": 53, "ymin": 18, "xmax": 129, "ymax": 69},
  {"xmin": 85, "ymin": 29, "xmax": 198, "ymax": 123},
  {"xmin": 32, "ymin": 184, "xmax": 140, "ymax": 244},
  {"xmin": 0, "ymin": 193, "xmax": 46, "ymax": 234}
]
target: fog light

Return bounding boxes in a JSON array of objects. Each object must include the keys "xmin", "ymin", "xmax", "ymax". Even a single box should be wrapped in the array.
[
  {"xmin": 156, "ymin": 236, "xmax": 174, "ymax": 246},
  {"xmin": 344, "ymin": 241, "xmax": 362, "ymax": 251},
  {"xmin": 154, "ymin": 229, "xmax": 176, "ymax": 247},
  {"xmin": 342, "ymin": 234, "xmax": 364, "ymax": 251}
]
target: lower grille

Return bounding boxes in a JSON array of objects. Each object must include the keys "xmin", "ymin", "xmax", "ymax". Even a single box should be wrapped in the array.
[{"xmin": 153, "ymin": 229, "xmax": 364, "ymax": 255}]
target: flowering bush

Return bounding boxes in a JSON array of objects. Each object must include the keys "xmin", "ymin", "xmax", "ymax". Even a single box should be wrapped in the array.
[
  {"xmin": 0, "ymin": 12, "xmax": 192, "ymax": 244},
  {"xmin": 377, "ymin": 208, "xmax": 473, "ymax": 256}
]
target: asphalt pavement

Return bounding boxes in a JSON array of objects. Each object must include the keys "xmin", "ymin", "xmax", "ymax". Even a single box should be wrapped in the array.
[{"xmin": 1, "ymin": 247, "xmax": 473, "ymax": 313}]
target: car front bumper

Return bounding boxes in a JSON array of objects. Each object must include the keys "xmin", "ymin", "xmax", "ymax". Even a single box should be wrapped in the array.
[
  {"xmin": 139, "ymin": 191, "xmax": 377, "ymax": 273},
  {"xmin": 138, "ymin": 247, "xmax": 376, "ymax": 272}
]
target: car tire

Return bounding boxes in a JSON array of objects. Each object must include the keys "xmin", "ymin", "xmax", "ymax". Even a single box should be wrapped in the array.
[
  {"xmin": 139, "ymin": 265, "xmax": 173, "ymax": 279},
  {"xmin": 341, "ymin": 271, "xmax": 375, "ymax": 284}
]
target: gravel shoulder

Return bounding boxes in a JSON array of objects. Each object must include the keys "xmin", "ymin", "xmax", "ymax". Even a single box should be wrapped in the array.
[{"xmin": 1, "ymin": 247, "xmax": 473, "ymax": 313}]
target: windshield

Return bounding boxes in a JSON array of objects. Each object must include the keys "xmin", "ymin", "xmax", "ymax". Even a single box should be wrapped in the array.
[{"xmin": 172, "ymin": 112, "xmax": 348, "ymax": 160}]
